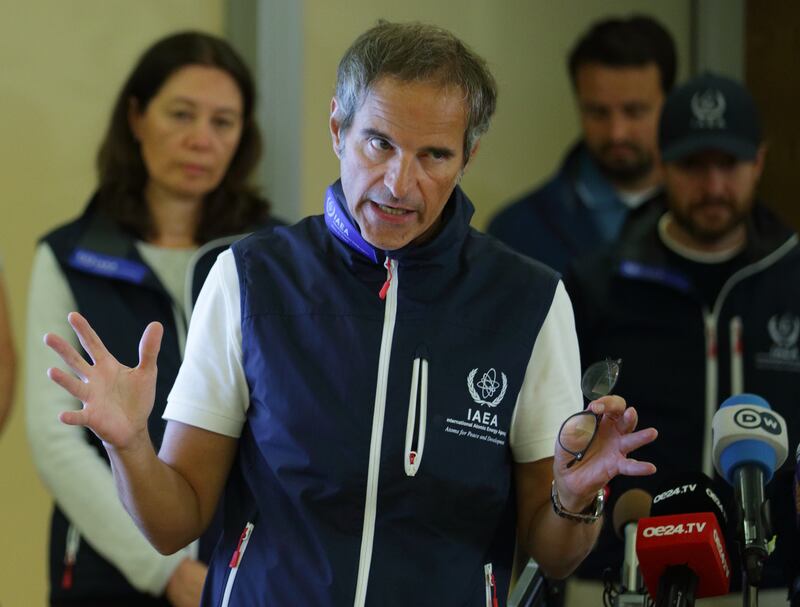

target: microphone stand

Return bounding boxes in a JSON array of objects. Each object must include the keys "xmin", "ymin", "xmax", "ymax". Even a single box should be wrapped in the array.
[
  {"xmin": 655, "ymin": 565, "xmax": 697, "ymax": 607},
  {"xmin": 615, "ymin": 523, "xmax": 648, "ymax": 607},
  {"xmin": 734, "ymin": 467, "xmax": 768, "ymax": 607},
  {"xmin": 741, "ymin": 581, "xmax": 758, "ymax": 607}
]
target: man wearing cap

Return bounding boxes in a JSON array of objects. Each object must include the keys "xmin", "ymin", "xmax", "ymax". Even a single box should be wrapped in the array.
[{"xmin": 566, "ymin": 72, "xmax": 800, "ymax": 602}]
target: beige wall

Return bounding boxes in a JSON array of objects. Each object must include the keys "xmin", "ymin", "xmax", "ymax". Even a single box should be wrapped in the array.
[
  {"xmin": 301, "ymin": 1, "xmax": 691, "ymax": 228},
  {"xmin": 0, "ymin": 1, "xmax": 690, "ymax": 604},
  {"xmin": 0, "ymin": 3, "xmax": 224, "ymax": 604}
]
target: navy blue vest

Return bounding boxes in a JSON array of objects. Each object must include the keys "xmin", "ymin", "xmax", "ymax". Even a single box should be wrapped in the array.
[
  {"xmin": 43, "ymin": 199, "xmax": 271, "ymax": 603},
  {"xmin": 202, "ymin": 184, "xmax": 560, "ymax": 606}
]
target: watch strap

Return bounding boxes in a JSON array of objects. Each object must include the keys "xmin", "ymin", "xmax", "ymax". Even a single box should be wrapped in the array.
[{"xmin": 550, "ymin": 480, "xmax": 604, "ymax": 523}]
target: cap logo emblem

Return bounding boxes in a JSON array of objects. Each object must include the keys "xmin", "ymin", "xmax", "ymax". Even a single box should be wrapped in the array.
[{"xmin": 691, "ymin": 89, "xmax": 726, "ymax": 128}]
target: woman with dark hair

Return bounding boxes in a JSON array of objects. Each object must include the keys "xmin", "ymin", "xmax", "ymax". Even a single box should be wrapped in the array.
[{"xmin": 25, "ymin": 31, "xmax": 279, "ymax": 606}]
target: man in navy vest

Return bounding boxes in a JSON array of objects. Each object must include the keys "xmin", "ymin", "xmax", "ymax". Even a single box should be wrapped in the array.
[{"xmin": 44, "ymin": 21, "xmax": 657, "ymax": 606}]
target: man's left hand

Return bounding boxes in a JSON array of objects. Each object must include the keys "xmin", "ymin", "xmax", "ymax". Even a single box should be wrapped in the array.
[{"xmin": 553, "ymin": 395, "xmax": 657, "ymax": 512}]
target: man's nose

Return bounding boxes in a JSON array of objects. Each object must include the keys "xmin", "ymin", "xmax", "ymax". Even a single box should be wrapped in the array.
[
  {"xmin": 607, "ymin": 114, "xmax": 630, "ymax": 142},
  {"xmin": 384, "ymin": 154, "xmax": 416, "ymax": 199},
  {"xmin": 702, "ymin": 166, "xmax": 727, "ymax": 196}
]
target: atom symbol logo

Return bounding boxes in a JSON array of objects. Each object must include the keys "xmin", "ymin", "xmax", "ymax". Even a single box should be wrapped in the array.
[
  {"xmin": 467, "ymin": 368, "xmax": 508, "ymax": 408},
  {"xmin": 476, "ymin": 369, "xmax": 500, "ymax": 399}
]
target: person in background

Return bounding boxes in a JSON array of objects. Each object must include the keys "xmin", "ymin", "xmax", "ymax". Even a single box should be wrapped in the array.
[
  {"xmin": 26, "ymin": 31, "xmax": 278, "ymax": 607},
  {"xmin": 42, "ymin": 21, "xmax": 657, "ymax": 606},
  {"xmin": 488, "ymin": 15, "xmax": 676, "ymax": 274},
  {"xmin": 0, "ymin": 263, "xmax": 16, "ymax": 434},
  {"xmin": 566, "ymin": 72, "xmax": 800, "ymax": 606}
]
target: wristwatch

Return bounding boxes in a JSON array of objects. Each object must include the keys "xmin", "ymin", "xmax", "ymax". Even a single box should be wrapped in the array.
[{"xmin": 550, "ymin": 480, "xmax": 605, "ymax": 523}]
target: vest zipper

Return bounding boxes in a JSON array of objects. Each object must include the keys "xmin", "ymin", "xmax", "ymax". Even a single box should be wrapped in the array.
[
  {"xmin": 484, "ymin": 562, "xmax": 499, "ymax": 607},
  {"xmin": 61, "ymin": 524, "xmax": 80, "ymax": 589},
  {"xmin": 729, "ymin": 315, "xmax": 744, "ymax": 395},
  {"xmin": 354, "ymin": 258, "xmax": 398, "ymax": 606},
  {"xmin": 404, "ymin": 348, "xmax": 429, "ymax": 477},
  {"xmin": 702, "ymin": 311, "xmax": 717, "ymax": 477},
  {"xmin": 220, "ymin": 522, "xmax": 255, "ymax": 607}
]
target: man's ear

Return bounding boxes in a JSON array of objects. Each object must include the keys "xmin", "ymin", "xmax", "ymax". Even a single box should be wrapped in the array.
[
  {"xmin": 329, "ymin": 97, "xmax": 343, "ymax": 158},
  {"xmin": 128, "ymin": 98, "xmax": 142, "ymax": 140},
  {"xmin": 752, "ymin": 143, "xmax": 768, "ymax": 181},
  {"xmin": 463, "ymin": 139, "xmax": 481, "ymax": 172}
]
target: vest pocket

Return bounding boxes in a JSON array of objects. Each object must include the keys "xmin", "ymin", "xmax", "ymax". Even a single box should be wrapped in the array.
[
  {"xmin": 404, "ymin": 348, "xmax": 429, "ymax": 477},
  {"xmin": 61, "ymin": 523, "xmax": 81, "ymax": 589},
  {"xmin": 219, "ymin": 521, "xmax": 255, "ymax": 607}
]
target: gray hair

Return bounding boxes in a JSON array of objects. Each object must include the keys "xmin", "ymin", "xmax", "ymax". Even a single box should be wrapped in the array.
[{"xmin": 334, "ymin": 20, "xmax": 497, "ymax": 163}]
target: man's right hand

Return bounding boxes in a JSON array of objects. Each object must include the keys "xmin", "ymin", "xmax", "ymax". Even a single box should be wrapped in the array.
[
  {"xmin": 45, "ymin": 312, "xmax": 162, "ymax": 450},
  {"xmin": 165, "ymin": 558, "xmax": 207, "ymax": 607}
]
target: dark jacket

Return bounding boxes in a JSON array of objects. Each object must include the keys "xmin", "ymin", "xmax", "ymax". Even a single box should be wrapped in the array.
[
  {"xmin": 200, "ymin": 182, "xmax": 562, "ymax": 606},
  {"xmin": 565, "ymin": 199, "xmax": 800, "ymax": 590},
  {"xmin": 487, "ymin": 142, "xmax": 662, "ymax": 273},
  {"xmin": 42, "ymin": 197, "xmax": 277, "ymax": 604}
]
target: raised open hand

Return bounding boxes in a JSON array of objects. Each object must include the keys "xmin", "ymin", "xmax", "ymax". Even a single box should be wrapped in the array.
[
  {"xmin": 553, "ymin": 396, "xmax": 657, "ymax": 509},
  {"xmin": 45, "ymin": 312, "xmax": 163, "ymax": 450}
]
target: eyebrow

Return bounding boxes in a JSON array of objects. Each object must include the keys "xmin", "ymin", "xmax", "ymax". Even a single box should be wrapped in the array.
[
  {"xmin": 361, "ymin": 127, "xmax": 456, "ymax": 158},
  {"xmin": 169, "ymin": 96, "xmax": 241, "ymax": 116}
]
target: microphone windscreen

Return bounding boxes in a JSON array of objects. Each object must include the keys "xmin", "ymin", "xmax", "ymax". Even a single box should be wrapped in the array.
[
  {"xmin": 637, "ymin": 512, "xmax": 731, "ymax": 599},
  {"xmin": 712, "ymin": 393, "xmax": 788, "ymax": 483},
  {"xmin": 650, "ymin": 473, "xmax": 728, "ymax": 527},
  {"xmin": 613, "ymin": 488, "xmax": 652, "ymax": 539}
]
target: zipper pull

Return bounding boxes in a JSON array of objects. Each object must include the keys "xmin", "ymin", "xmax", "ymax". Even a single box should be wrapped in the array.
[
  {"xmin": 62, "ymin": 524, "xmax": 80, "ymax": 589},
  {"xmin": 229, "ymin": 524, "xmax": 252, "ymax": 568},
  {"xmin": 408, "ymin": 451, "xmax": 417, "ymax": 466},
  {"xmin": 61, "ymin": 562, "xmax": 74, "ymax": 590},
  {"xmin": 484, "ymin": 563, "xmax": 493, "ymax": 607},
  {"xmin": 378, "ymin": 258, "xmax": 394, "ymax": 300}
]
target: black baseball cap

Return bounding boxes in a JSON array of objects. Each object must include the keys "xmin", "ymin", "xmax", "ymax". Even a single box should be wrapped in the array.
[{"xmin": 659, "ymin": 72, "xmax": 762, "ymax": 162}]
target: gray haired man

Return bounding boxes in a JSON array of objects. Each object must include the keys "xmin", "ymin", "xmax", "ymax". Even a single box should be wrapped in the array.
[{"xmin": 45, "ymin": 21, "xmax": 656, "ymax": 606}]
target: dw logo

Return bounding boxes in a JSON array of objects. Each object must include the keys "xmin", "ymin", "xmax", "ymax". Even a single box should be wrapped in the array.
[{"xmin": 733, "ymin": 408, "xmax": 783, "ymax": 435}]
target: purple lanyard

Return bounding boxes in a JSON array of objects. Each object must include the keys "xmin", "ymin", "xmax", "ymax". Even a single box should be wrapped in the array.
[{"xmin": 323, "ymin": 186, "xmax": 379, "ymax": 264}]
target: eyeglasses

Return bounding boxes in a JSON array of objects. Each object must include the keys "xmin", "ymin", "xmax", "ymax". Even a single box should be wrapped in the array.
[{"xmin": 558, "ymin": 358, "xmax": 622, "ymax": 468}]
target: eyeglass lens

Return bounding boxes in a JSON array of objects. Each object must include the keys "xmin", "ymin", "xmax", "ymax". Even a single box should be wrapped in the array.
[
  {"xmin": 580, "ymin": 358, "xmax": 621, "ymax": 401},
  {"xmin": 558, "ymin": 358, "xmax": 622, "ymax": 465}
]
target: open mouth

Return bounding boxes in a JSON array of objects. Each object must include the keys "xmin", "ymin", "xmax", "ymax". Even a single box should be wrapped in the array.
[
  {"xmin": 380, "ymin": 206, "xmax": 410, "ymax": 216},
  {"xmin": 373, "ymin": 201, "xmax": 412, "ymax": 216}
]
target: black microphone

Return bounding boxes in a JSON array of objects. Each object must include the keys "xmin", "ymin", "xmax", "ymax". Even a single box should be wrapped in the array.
[
  {"xmin": 612, "ymin": 488, "xmax": 652, "ymax": 604},
  {"xmin": 711, "ymin": 394, "xmax": 789, "ymax": 587},
  {"xmin": 636, "ymin": 473, "xmax": 731, "ymax": 607}
]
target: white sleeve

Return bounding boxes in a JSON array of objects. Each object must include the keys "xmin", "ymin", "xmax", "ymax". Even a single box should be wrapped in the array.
[
  {"xmin": 164, "ymin": 250, "xmax": 248, "ymax": 436},
  {"xmin": 509, "ymin": 281, "xmax": 583, "ymax": 463},
  {"xmin": 25, "ymin": 243, "xmax": 188, "ymax": 595}
]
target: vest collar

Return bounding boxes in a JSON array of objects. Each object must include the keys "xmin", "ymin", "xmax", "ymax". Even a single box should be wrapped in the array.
[{"xmin": 323, "ymin": 179, "xmax": 474, "ymax": 267}]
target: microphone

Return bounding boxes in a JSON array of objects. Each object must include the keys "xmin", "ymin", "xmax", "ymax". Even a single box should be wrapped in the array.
[
  {"xmin": 612, "ymin": 489, "xmax": 652, "ymax": 599},
  {"xmin": 636, "ymin": 474, "xmax": 731, "ymax": 606},
  {"xmin": 712, "ymin": 393, "xmax": 789, "ymax": 586}
]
